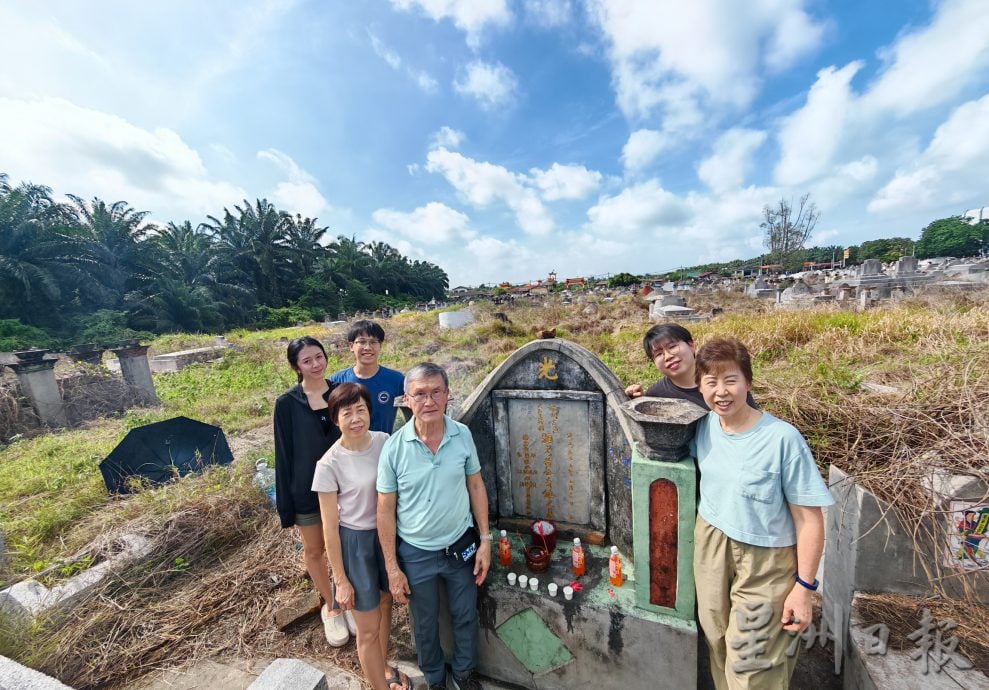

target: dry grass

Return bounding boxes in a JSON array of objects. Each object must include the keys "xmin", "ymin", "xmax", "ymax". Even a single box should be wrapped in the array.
[
  {"xmin": 32, "ymin": 468, "xmax": 412, "ymax": 690},
  {"xmin": 856, "ymin": 592, "xmax": 989, "ymax": 675}
]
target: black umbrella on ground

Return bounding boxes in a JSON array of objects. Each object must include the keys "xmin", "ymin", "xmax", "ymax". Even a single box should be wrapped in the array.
[{"xmin": 99, "ymin": 416, "xmax": 234, "ymax": 494}]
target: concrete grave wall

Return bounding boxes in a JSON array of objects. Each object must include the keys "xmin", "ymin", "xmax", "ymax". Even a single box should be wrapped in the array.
[
  {"xmin": 825, "ymin": 466, "xmax": 989, "ymax": 672},
  {"xmin": 476, "ymin": 571, "xmax": 697, "ymax": 690},
  {"xmin": 843, "ymin": 595, "xmax": 989, "ymax": 690}
]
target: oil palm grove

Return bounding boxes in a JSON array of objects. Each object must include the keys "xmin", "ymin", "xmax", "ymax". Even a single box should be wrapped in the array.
[{"xmin": 0, "ymin": 173, "xmax": 448, "ymax": 349}]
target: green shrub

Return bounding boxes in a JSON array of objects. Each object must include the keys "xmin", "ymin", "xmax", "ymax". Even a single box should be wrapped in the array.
[
  {"xmin": 255, "ymin": 304, "xmax": 321, "ymax": 329},
  {"xmin": 0, "ymin": 319, "xmax": 52, "ymax": 351}
]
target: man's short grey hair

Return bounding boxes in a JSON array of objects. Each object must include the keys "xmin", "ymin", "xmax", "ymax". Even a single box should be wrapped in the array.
[{"xmin": 404, "ymin": 362, "xmax": 449, "ymax": 392}]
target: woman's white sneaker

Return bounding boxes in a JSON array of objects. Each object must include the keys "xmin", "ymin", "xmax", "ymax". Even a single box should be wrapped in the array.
[
  {"xmin": 344, "ymin": 609, "xmax": 358, "ymax": 636},
  {"xmin": 321, "ymin": 603, "xmax": 350, "ymax": 647}
]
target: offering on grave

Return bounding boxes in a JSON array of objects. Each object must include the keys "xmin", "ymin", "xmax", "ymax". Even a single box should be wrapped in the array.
[
  {"xmin": 571, "ymin": 537, "xmax": 585, "ymax": 577},
  {"xmin": 498, "ymin": 530, "xmax": 512, "ymax": 567},
  {"xmin": 530, "ymin": 519, "xmax": 557, "ymax": 551},
  {"xmin": 609, "ymin": 546, "xmax": 623, "ymax": 587}
]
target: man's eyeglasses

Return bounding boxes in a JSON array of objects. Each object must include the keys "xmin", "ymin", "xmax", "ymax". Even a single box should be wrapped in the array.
[
  {"xmin": 408, "ymin": 389, "xmax": 448, "ymax": 404},
  {"xmin": 353, "ymin": 339, "xmax": 381, "ymax": 347}
]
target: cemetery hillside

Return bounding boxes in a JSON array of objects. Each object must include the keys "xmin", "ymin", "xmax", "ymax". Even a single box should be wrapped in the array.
[{"xmin": 1, "ymin": 285, "xmax": 988, "ymax": 687}]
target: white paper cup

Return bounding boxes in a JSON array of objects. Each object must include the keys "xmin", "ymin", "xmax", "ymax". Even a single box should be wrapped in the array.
[
  {"xmin": 563, "ymin": 586, "xmax": 574, "ymax": 601},
  {"xmin": 547, "ymin": 583, "xmax": 558, "ymax": 596},
  {"xmin": 507, "ymin": 572, "xmax": 517, "ymax": 586},
  {"xmin": 518, "ymin": 575, "xmax": 528, "ymax": 589},
  {"xmin": 529, "ymin": 577, "xmax": 539, "ymax": 591}
]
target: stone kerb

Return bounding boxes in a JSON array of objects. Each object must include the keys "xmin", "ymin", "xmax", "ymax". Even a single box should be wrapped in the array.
[
  {"xmin": 0, "ymin": 655, "xmax": 75, "ymax": 689},
  {"xmin": 0, "ymin": 533, "xmax": 152, "ymax": 622}
]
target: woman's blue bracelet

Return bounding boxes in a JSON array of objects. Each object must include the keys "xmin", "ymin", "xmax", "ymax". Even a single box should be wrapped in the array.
[{"xmin": 795, "ymin": 574, "xmax": 819, "ymax": 591}]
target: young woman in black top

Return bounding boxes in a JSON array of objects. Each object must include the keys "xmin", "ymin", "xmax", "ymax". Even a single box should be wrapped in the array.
[{"xmin": 273, "ymin": 336, "xmax": 349, "ymax": 645}]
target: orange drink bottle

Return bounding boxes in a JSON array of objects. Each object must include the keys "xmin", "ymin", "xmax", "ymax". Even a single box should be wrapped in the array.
[
  {"xmin": 498, "ymin": 530, "xmax": 512, "ymax": 567},
  {"xmin": 572, "ymin": 537, "xmax": 585, "ymax": 577},
  {"xmin": 609, "ymin": 546, "xmax": 623, "ymax": 587}
]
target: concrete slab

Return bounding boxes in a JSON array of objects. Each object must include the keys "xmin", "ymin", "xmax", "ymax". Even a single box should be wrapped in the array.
[
  {"xmin": 0, "ymin": 655, "xmax": 74, "ymax": 689},
  {"xmin": 247, "ymin": 659, "xmax": 327, "ymax": 690},
  {"xmin": 151, "ymin": 346, "xmax": 228, "ymax": 373},
  {"xmin": 125, "ymin": 657, "xmax": 378, "ymax": 690}
]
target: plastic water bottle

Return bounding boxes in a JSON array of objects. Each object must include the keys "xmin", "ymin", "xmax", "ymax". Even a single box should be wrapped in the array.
[{"xmin": 254, "ymin": 460, "xmax": 276, "ymax": 506}]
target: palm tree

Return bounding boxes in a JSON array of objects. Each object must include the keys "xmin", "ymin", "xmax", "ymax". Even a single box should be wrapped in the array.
[
  {"xmin": 208, "ymin": 199, "xmax": 292, "ymax": 307},
  {"xmin": 327, "ymin": 234, "xmax": 370, "ymax": 285},
  {"xmin": 66, "ymin": 195, "xmax": 154, "ymax": 311},
  {"xmin": 285, "ymin": 214, "xmax": 329, "ymax": 280},
  {"xmin": 0, "ymin": 176, "xmax": 76, "ymax": 324},
  {"xmin": 133, "ymin": 220, "xmax": 252, "ymax": 331}
]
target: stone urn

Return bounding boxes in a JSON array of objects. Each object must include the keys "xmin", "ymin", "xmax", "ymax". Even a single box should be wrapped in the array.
[
  {"xmin": 620, "ymin": 396, "xmax": 707, "ymax": 461},
  {"xmin": 68, "ymin": 344, "xmax": 105, "ymax": 365},
  {"xmin": 13, "ymin": 348, "xmax": 50, "ymax": 363}
]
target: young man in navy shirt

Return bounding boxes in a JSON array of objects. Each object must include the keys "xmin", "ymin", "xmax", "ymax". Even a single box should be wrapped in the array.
[{"xmin": 331, "ymin": 320, "xmax": 405, "ymax": 433}]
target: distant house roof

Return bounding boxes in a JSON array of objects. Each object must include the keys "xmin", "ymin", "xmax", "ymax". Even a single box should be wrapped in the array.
[{"xmin": 565, "ymin": 277, "xmax": 586, "ymax": 285}]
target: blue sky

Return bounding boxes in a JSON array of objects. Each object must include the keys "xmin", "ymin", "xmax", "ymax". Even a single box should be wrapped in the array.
[{"xmin": 1, "ymin": 0, "xmax": 987, "ymax": 287}]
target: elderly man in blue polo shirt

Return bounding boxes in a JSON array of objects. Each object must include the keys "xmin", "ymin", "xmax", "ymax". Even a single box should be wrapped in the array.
[{"xmin": 376, "ymin": 362, "xmax": 490, "ymax": 690}]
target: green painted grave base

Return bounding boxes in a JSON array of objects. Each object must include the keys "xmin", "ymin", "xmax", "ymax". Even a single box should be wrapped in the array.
[
  {"xmin": 630, "ymin": 443, "xmax": 697, "ymax": 621},
  {"xmin": 495, "ymin": 607, "xmax": 573, "ymax": 674}
]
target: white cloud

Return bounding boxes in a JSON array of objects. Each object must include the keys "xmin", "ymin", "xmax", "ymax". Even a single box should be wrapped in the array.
[
  {"xmin": 529, "ymin": 163, "xmax": 602, "ymax": 201},
  {"xmin": 525, "ymin": 0, "xmax": 572, "ymax": 28},
  {"xmin": 585, "ymin": 179, "xmax": 690, "ymax": 235},
  {"xmin": 621, "ymin": 129, "xmax": 668, "ymax": 174},
  {"xmin": 413, "ymin": 70, "xmax": 439, "ymax": 93},
  {"xmin": 868, "ymin": 94, "xmax": 989, "ymax": 213},
  {"xmin": 390, "ymin": 0, "xmax": 511, "ymax": 48},
  {"xmin": 431, "ymin": 126, "xmax": 466, "ymax": 149},
  {"xmin": 774, "ymin": 0, "xmax": 989, "ymax": 199},
  {"xmin": 371, "ymin": 202, "xmax": 475, "ymax": 244},
  {"xmin": 257, "ymin": 148, "xmax": 329, "ymax": 218},
  {"xmin": 369, "ymin": 32, "xmax": 401, "ymax": 69},
  {"xmin": 764, "ymin": 6, "xmax": 828, "ymax": 72},
  {"xmin": 367, "ymin": 31, "xmax": 438, "ymax": 93},
  {"xmin": 466, "ymin": 234, "xmax": 532, "ymax": 266},
  {"xmin": 0, "ymin": 96, "xmax": 245, "ymax": 220},
  {"xmin": 453, "ymin": 60, "xmax": 518, "ymax": 110},
  {"xmin": 697, "ymin": 128, "xmax": 767, "ymax": 192},
  {"xmin": 774, "ymin": 62, "xmax": 862, "ymax": 187},
  {"xmin": 862, "ymin": 0, "xmax": 989, "ymax": 118},
  {"xmin": 811, "ymin": 156, "xmax": 878, "ymax": 210},
  {"xmin": 426, "ymin": 146, "xmax": 555, "ymax": 234},
  {"xmin": 587, "ymin": 0, "xmax": 826, "ymax": 123}
]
